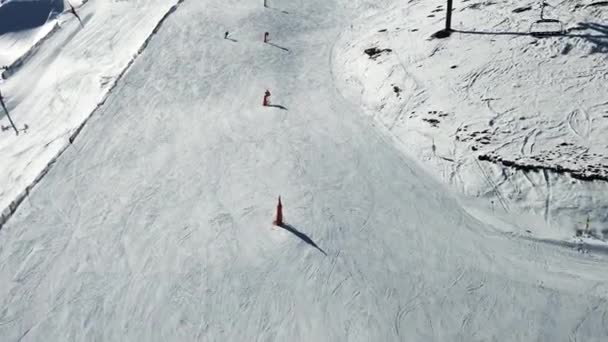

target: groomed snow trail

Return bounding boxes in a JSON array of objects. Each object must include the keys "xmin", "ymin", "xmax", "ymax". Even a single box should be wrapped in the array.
[{"xmin": 1, "ymin": 0, "xmax": 608, "ymax": 341}]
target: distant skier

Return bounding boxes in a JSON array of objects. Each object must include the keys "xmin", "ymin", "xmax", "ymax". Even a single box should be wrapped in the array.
[
  {"xmin": 263, "ymin": 32, "xmax": 269, "ymax": 43},
  {"xmin": 264, "ymin": 0, "xmax": 268, "ymax": 8},
  {"xmin": 224, "ymin": 31, "xmax": 229, "ymax": 39},
  {"xmin": 68, "ymin": 2, "xmax": 83, "ymax": 27},
  {"xmin": 263, "ymin": 90, "xmax": 271, "ymax": 106}
]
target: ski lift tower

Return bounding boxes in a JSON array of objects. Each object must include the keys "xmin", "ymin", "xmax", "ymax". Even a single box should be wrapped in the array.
[
  {"xmin": 432, "ymin": 0, "xmax": 454, "ymax": 38},
  {"xmin": 0, "ymin": 88, "xmax": 19, "ymax": 136},
  {"xmin": 446, "ymin": 0, "xmax": 453, "ymax": 32}
]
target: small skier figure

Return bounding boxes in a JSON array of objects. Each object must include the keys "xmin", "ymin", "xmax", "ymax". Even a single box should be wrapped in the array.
[
  {"xmin": 264, "ymin": 0, "xmax": 268, "ymax": 8},
  {"xmin": 263, "ymin": 32, "xmax": 269, "ymax": 43},
  {"xmin": 224, "ymin": 31, "xmax": 229, "ymax": 39},
  {"xmin": 263, "ymin": 90, "xmax": 271, "ymax": 106}
]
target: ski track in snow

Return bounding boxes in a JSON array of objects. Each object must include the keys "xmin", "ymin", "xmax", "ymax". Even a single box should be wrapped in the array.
[
  {"xmin": 333, "ymin": 0, "xmax": 608, "ymax": 240},
  {"xmin": 0, "ymin": 0, "xmax": 608, "ymax": 341}
]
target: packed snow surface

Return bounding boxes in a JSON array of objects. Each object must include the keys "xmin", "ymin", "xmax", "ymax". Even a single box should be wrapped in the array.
[
  {"xmin": 334, "ymin": 0, "xmax": 608, "ymax": 241},
  {"xmin": 1, "ymin": 0, "xmax": 608, "ymax": 341}
]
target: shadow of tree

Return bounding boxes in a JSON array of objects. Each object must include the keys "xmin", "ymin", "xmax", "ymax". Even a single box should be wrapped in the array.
[
  {"xmin": 278, "ymin": 223, "xmax": 327, "ymax": 256},
  {"xmin": 0, "ymin": 0, "xmax": 64, "ymax": 35},
  {"xmin": 454, "ymin": 21, "xmax": 608, "ymax": 54},
  {"xmin": 578, "ymin": 22, "xmax": 608, "ymax": 53}
]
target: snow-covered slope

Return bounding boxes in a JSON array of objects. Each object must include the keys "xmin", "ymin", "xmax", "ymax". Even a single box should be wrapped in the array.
[
  {"xmin": 0, "ymin": 0, "xmax": 180, "ymax": 227},
  {"xmin": 0, "ymin": 0, "xmax": 63, "ymax": 68},
  {"xmin": 333, "ymin": 0, "xmax": 608, "ymax": 241},
  {"xmin": 1, "ymin": 0, "xmax": 608, "ymax": 341}
]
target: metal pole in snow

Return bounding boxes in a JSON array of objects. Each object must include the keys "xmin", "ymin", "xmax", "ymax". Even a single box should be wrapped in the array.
[
  {"xmin": 0, "ymin": 89, "xmax": 18, "ymax": 136},
  {"xmin": 446, "ymin": 0, "xmax": 453, "ymax": 32}
]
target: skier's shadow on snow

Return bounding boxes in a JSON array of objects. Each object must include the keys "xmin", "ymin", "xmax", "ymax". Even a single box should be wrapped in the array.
[
  {"xmin": 226, "ymin": 38, "xmax": 238, "ymax": 42},
  {"xmin": 267, "ymin": 42, "xmax": 290, "ymax": 52},
  {"xmin": 267, "ymin": 104, "xmax": 288, "ymax": 110},
  {"xmin": 278, "ymin": 223, "xmax": 327, "ymax": 256}
]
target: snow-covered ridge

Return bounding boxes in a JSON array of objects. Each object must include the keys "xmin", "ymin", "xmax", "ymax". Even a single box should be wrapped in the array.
[
  {"xmin": 1, "ymin": 22, "xmax": 60, "ymax": 80},
  {"xmin": 333, "ymin": 0, "xmax": 608, "ymax": 240}
]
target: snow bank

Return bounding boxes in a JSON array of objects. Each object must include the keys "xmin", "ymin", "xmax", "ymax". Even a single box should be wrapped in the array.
[{"xmin": 333, "ymin": 0, "xmax": 608, "ymax": 241}]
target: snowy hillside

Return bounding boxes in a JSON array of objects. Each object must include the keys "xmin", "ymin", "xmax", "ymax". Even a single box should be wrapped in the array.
[
  {"xmin": 0, "ymin": 0, "xmax": 64, "ymax": 67},
  {"xmin": 0, "ymin": 0, "xmax": 180, "ymax": 226},
  {"xmin": 333, "ymin": 0, "xmax": 608, "ymax": 241},
  {"xmin": 1, "ymin": 0, "xmax": 608, "ymax": 341}
]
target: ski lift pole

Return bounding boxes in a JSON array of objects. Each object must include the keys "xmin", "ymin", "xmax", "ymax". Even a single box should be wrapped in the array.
[
  {"xmin": 445, "ymin": 0, "xmax": 453, "ymax": 32},
  {"xmin": 0, "ymin": 89, "xmax": 18, "ymax": 136},
  {"xmin": 540, "ymin": 1, "xmax": 546, "ymax": 20}
]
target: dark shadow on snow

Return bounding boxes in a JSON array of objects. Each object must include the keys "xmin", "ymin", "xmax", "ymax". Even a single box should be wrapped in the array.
[
  {"xmin": 278, "ymin": 223, "xmax": 327, "ymax": 256},
  {"xmin": 226, "ymin": 38, "xmax": 238, "ymax": 42},
  {"xmin": 454, "ymin": 22, "xmax": 608, "ymax": 53},
  {"xmin": 577, "ymin": 22, "xmax": 608, "ymax": 53},
  {"xmin": 267, "ymin": 42, "xmax": 290, "ymax": 52},
  {"xmin": 268, "ymin": 6, "xmax": 289, "ymax": 14},
  {"xmin": 267, "ymin": 104, "xmax": 288, "ymax": 110},
  {"xmin": 0, "ymin": 0, "xmax": 64, "ymax": 35},
  {"xmin": 68, "ymin": 3, "xmax": 84, "ymax": 28}
]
